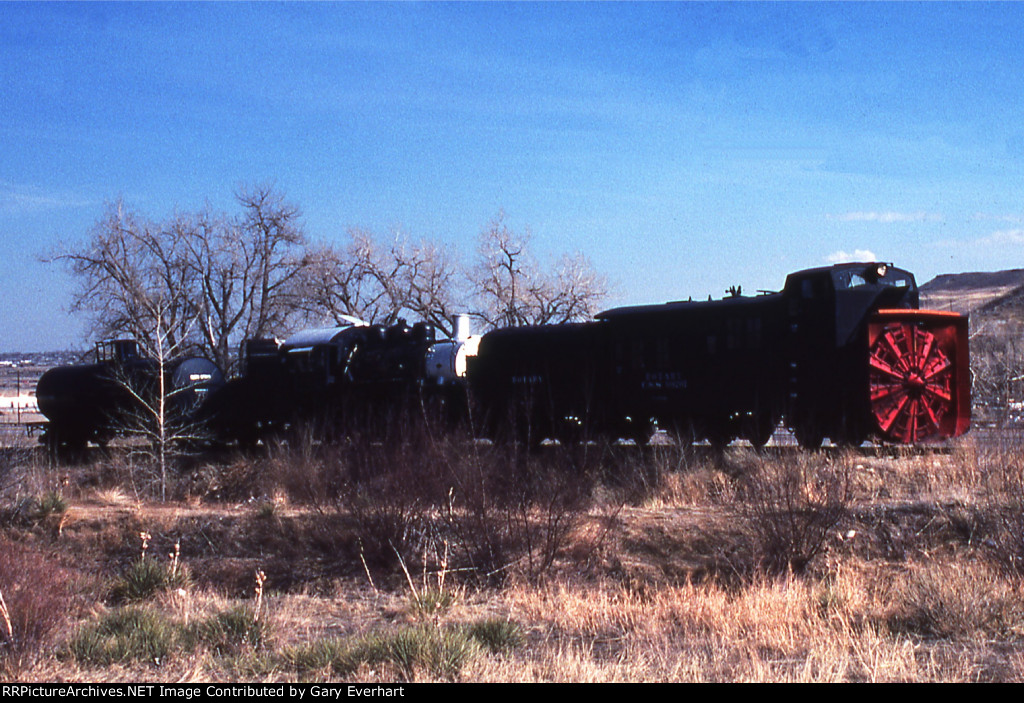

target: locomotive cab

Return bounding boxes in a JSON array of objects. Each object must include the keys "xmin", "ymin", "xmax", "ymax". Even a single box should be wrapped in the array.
[
  {"xmin": 782, "ymin": 263, "xmax": 968, "ymax": 446},
  {"xmin": 784, "ymin": 263, "xmax": 918, "ymax": 348}
]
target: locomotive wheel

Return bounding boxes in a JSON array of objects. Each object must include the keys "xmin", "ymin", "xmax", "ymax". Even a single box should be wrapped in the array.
[
  {"xmin": 699, "ymin": 418, "xmax": 733, "ymax": 450},
  {"xmin": 868, "ymin": 322, "xmax": 954, "ymax": 444},
  {"xmin": 835, "ymin": 430, "xmax": 865, "ymax": 449},
  {"xmin": 556, "ymin": 419, "xmax": 585, "ymax": 447},
  {"xmin": 834, "ymin": 418, "xmax": 867, "ymax": 448}
]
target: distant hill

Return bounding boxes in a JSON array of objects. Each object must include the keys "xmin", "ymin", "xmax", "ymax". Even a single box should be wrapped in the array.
[{"xmin": 920, "ymin": 269, "xmax": 1024, "ymax": 317}]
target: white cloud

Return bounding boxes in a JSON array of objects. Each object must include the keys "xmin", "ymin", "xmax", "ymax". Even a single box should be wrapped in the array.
[
  {"xmin": 976, "ymin": 229, "xmax": 1024, "ymax": 246},
  {"xmin": 827, "ymin": 249, "xmax": 878, "ymax": 264},
  {"xmin": 0, "ymin": 181, "xmax": 92, "ymax": 215},
  {"xmin": 831, "ymin": 211, "xmax": 940, "ymax": 223},
  {"xmin": 971, "ymin": 213, "xmax": 1024, "ymax": 224}
]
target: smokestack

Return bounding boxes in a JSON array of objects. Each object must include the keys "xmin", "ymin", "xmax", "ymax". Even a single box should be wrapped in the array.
[{"xmin": 454, "ymin": 314, "xmax": 471, "ymax": 342}]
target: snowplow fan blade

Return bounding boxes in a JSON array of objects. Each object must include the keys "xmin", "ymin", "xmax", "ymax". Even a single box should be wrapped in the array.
[{"xmin": 867, "ymin": 309, "xmax": 970, "ymax": 443}]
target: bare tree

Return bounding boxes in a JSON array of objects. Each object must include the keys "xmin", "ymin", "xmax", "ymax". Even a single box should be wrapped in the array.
[
  {"xmin": 533, "ymin": 252, "xmax": 609, "ymax": 325},
  {"xmin": 55, "ymin": 184, "xmax": 312, "ymax": 372},
  {"xmin": 178, "ymin": 185, "xmax": 311, "ymax": 371},
  {"xmin": 473, "ymin": 213, "xmax": 532, "ymax": 328},
  {"xmin": 111, "ymin": 300, "xmax": 201, "ymax": 500},
  {"xmin": 386, "ymin": 235, "xmax": 462, "ymax": 336},
  {"xmin": 292, "ymin": 230, "xmax": 395, "ymax": 328},
  {"xmin": 54, "ymin": 199, "xmax": 201, "ymax": 357},
  {"xmin": 300, "ymin": 213, "xmax": 608, "ymax": 334},
  {"xmin": 296, "ymin": 228, "xmax": 463, "ymax": 337},
  {"xmin": 233, "ymin": 184, "xmax": 311, "ymax": 340},
  {"xmin": 970, "ymin": 317, "xmax": 1024, "ymax": 426},
  {"xmin": 57, "ymin": 195, "xmax": 609, "ymax": 370},
  {"xmin": 472, "ymin": 212, "xmax": 609, "ymax": 328}
]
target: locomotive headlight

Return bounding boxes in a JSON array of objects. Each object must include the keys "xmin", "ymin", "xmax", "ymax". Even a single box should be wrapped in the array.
[{"xmin": 876, "ymin": 264, "xmax": 887, "ymax": 278}]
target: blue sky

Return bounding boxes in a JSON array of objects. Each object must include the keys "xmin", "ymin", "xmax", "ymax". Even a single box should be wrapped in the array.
[{"xmin": 3, "ymin": 2, "xmax": 1024, "ymax": 351}]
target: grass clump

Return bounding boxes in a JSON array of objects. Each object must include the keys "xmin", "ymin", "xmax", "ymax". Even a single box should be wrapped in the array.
[
  {"xmin": 387, "ymin": 625, "xmax": 475, "ymax": 680},
  {"xmin": 218, "ymin": 649, "xmax": 281, "ymax": 679},
  {"xmin": 465, "ymin": 617, "xmax": 523, "ymax": 654},
  {"xmin": 66, "ymin": 607, "xmax": 177, "ymax": 667},
  {"xmin": 885, "ymin": 562, "xmax": 1024, "ymax": 640},
  {"xmin": 282, "ymin": 637, "xmax": 366, "ymax": 678},
  {"xmin": 284, "ymin": 625, "xmax": 479, "ymax": 681},
  {"xmin": 186, "ymin": 604, "xmax": 270, "ymax": 654},
  {"xmin": 0, "ymin": 492, "xmax": 66, "ymax": 529},
  {"xmin": 110, "ymin": 557, "xmax": 190, "ymax": 604},
  {"xmin": 36, "ymin": 491, "xmax": 67, "ymax": 519},
  {"xmin": 408, "ymin": 585, "xmax": 457, "ymax": 621},
  {"xmin": 68, "ymin": 602, "xmax": 274, "ymax": 670}
]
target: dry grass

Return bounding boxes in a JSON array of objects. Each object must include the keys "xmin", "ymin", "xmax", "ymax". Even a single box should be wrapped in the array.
[{"xmin": 2, "ymin": 435, "xmax": 1024, "ymax": 682}]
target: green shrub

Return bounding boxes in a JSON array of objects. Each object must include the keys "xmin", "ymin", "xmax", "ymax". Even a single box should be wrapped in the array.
[
  {"xmin": 281, "ymin": 637, "xmax": 347, "ymax": 676},
  {"xmin": 0, "ymin": 492, "xmax": 66, "ymax": 528},
  {"xmin": 36, "ymin": 492, "xmax": 67, "ymax": 519},
  {"xmin": 385, "ymin": 625, "xmax": 478, "ymax": 680},
  {"xmin": 409, "ymin": 586, "xmax": 457, "ymax": 621}
]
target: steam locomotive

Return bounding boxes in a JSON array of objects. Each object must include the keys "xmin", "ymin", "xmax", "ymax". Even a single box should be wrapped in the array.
[
  {"xmin": 197, "ymin": 317, "xmax": 478, "ymax": 447},
  {"xmin": 34, "ymin": 262, "xmax": 971, "ymax": 454}
]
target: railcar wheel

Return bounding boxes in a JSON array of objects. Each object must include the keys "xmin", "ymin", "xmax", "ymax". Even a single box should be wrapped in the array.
[
  {"xmin": 44, "ymin": 427, "xmax": 88, "ymax": 463},
  {"xmin": 868, "ymin": 322, "xmax": 955, "ymax": 444},
  {"xmin": 556, "ymin": 420, "xmax": 584, "ymax": 447},
  {"xmin": 706, "ymin": 425, "xmax": 734, "ymax": 450},
  {"xmin": 626, "ymin": 418, "xmax": 652, "ymax": 447},
  {"xmin": 668, "ymin": 420, "xmax": 697, "ymax": 449},
  {"xmin": 835, "ymin": 425, "xmax": 866, "ymax": 449},
  {"xmin": 745, "ymin": 413, "xmax": 776, "ymax": 450},
  {"xmin": 793, "ymin": 423, "xmax": 823, "ymax": 450}
]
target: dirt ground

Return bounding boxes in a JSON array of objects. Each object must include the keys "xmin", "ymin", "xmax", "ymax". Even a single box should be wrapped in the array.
[{"xmin": 2, "ymin": 438, "xmax": 1024, "ymax": 682}]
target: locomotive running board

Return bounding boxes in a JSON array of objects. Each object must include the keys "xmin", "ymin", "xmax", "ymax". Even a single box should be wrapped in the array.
[{"xmin": 867, "ymin": 309, "xmax": 970, "ymax": 443}]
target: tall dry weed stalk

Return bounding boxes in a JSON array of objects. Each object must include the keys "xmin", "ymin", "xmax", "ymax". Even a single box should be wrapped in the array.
[
  {"xmin": 253, "ymin": 569, "xmax": 266, "ymax": 625},
  {"xmin": 0, "ymin": 586, "xmax": 13, "ymax": 644},
  {"xmin": 973, "ymin": 436, "xmax": 1024, "ymax": 574},
  {"xmin": 168, "ymin": 540, "xmax": 181, "ymax": 580}
]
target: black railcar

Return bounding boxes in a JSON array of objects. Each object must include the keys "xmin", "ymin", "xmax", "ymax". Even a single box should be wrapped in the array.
[
  {"xmin": 35, "ymin": 339, "xmax": 224, "ymax": 455},
  {"xmin": 468, "ymin": 262, "xmax": 970, "ymax": 448}
]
